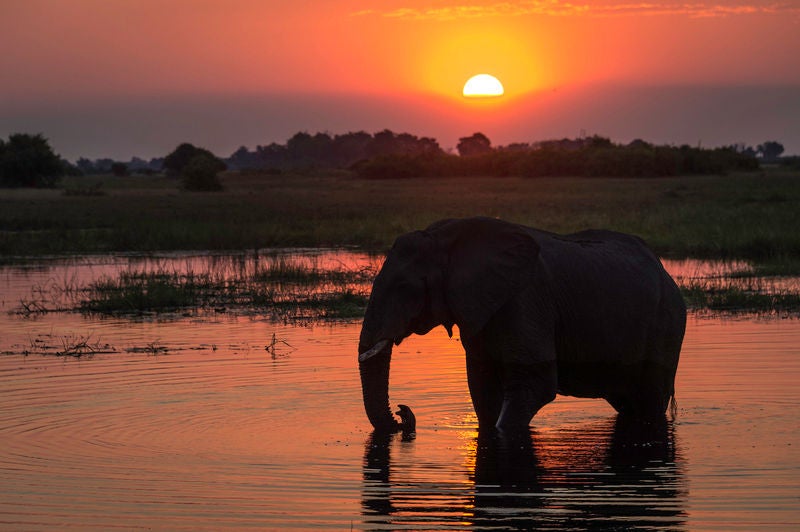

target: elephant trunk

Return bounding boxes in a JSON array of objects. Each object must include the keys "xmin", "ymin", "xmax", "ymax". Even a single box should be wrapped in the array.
[
  {"xmin": 358, "ymin": 341, "xmax": 399, "ymax": 432},
  {"xmin": 358, "ymin": 266, "xmax": 417, "ymax": 433}
]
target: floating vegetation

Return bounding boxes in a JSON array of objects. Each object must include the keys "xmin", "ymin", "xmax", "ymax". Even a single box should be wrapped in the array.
[
  {"xmin": 681, "ymin": 279, "xmax": 800, "ymax": 315},
  {"xmin": 265, "ymin": 332, "xmax": 294, "ymax": 359},
  {"xmin": 21, "ymin": 333, "xmax": 116, "ymax": 358},
  {"xmin": 672, "ymin": 260, "xmax": 800, "ymax": 315},
  {"xmin": 10, "ymin": 253, "xmax": 800, "ymax": 322},
  {"xmin": 13, "ymin": 253, "xmax": 377, "ymax": 322},
  {"xmin": 126, "ymin": 340, "xmax": 168, "ymax": 356}
]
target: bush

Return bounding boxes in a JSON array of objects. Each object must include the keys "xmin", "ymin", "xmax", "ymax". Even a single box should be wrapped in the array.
[
  {"xmin": 0, "ymin": 133, "xmax": 65, "ymax": 187},
  {"xmin": 111, "ymin": 162, "xmax": 128, "ymax": 177},
  {"xmin": 164, "ymin": 143, "xmax": 226, "ymax": 176},
  {"xmin": 181, "ymin": 154, "xmax": 224, "ymax": 191}
]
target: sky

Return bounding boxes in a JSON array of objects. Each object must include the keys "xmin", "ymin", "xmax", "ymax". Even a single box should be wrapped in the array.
[{"xmin": 1, "ymin": 0, "xmax": 799, "ymax": 160}]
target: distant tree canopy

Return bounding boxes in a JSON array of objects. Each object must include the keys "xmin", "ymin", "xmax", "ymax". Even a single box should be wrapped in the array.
[
  {"xmin": 0, "ymin": 133, "xmax": 65, "ymax": 188},
  {"xmin": 110, "ymin": 162, "xmax": 128, "ymax": 177},
  {"xmin": 457, "ymin": 132, "xmax": 492, "ymax": 157},
  {"xmin": 181, "ymin": 153, "xmax": 224, "ymax": 191},
  {"xmin": 76, "ymin": 156, "xmax": 163, "ymax": 175},
  {"xmin": 757, "ymin": 141, "xmax": 784, "ymax": 162},
  {"xmin": 226, "ymin": 129, "xmax": 442, "ymax": 171},
  {"xmin": 354, "ymin": 135, "xmax": 760, "ymax": 179},
  {"xmin": 65, "ymin": 130, "xmax": 779, "ymax": 181},
  {"xmin": 163, "ymin": 143, "xmax": 226, "ymax": 176}
]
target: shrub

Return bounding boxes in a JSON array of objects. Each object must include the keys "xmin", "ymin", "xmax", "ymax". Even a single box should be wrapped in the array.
[
  {"xmin": 181, "ymin": 154, "xmax": 224, "ymax": 191},
  {"xmin": 0, "ymin": 133, "xmax": 64, "ymax": 188},
  {"xmin": 164, "ymin": 143, "xmax": 226, "ymax": 176},
  {"xmin": 111, "ymin": 162, "xmax": 128, "ymax": 177}
]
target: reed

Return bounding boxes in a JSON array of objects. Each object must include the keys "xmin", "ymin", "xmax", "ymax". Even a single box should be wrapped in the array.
[
  {"xmin": 59, "ymin": 260, "xmax": 373, "ymax": 320},
  {"xmin": 680, "ymin": 278, "xmax": 800, "ymax": 314}
]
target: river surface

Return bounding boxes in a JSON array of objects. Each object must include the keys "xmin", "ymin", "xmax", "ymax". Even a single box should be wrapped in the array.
[{"xmin": 0, "ymin": 252, "xmax": 798, "ymax": 530}]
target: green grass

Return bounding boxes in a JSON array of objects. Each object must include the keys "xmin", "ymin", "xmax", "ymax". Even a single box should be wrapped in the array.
[
  {"xmin": 1, "ymin": 170, "xmax": 800, "ymax": 271},
  {"xmin": 681, "ymin": 279, "xmax": 800, "ymax": 315},
  {"xmin": 79, "ymin": 271, "xmax": 210, "ymax": 313},
  {"xmin": 16, "ymin": 257, "xmax": 375, "ymax": 321}
]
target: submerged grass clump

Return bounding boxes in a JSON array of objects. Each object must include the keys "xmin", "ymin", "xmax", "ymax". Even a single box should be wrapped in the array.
[
  {"xmin": 12, "ymin": 253, "xmax": 800, "ymax": 321},
  {"xmin": 81, "ymin": 271, "xmax": 209, "ymax": 313},
  {"xmin": 19, "ymin": 254, "xmax": 378, "ymax": 321},
  {"xmin": 19, "ymin": 333, "xmax": 117, "ymax": 358},
  {"xmin": 680, "ymin": 277, "xmax": 800, "ymax": 315}
]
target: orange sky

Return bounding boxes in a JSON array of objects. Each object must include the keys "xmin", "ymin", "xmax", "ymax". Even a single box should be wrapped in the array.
[{"xmin": 1, "ymin": 1, "xmax": 799, "ymax": 158}]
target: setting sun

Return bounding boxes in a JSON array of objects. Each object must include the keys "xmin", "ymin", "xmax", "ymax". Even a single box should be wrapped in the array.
[{"xmin": 462, "ymin": 74, "xmax": 504, "ymax": 98}]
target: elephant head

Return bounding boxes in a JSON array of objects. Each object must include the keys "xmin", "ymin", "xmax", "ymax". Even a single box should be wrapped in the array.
[{"xmin": 358, "ymin": 217, "xmax": 540, "ymax": 432}]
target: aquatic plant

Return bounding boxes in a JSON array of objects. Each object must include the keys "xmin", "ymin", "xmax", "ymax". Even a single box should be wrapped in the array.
[
  {"xmin": 22, "ymin": 333, "xmax": 116, "ymax": 358},
  {"xmin": 680, "ymin": 278, "xmax": 800, "ymax": 315},
  {"xmin": 15, "ymin": 256, "xmax": 375, "ymax": 321}
]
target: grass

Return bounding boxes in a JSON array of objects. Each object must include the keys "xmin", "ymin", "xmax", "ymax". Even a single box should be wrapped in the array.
[
  {"xmin": 13, "ymin": 250, "xmax": 800, "ymax": 318},
  {"xmin": 19, "ymin": 333, "xmax": 117, "ymax": 358},
  {"xmin": 15, "ymin": 255, "xmax": 376, "ymax": 321},
  {"xmin": 1, "ymin": 169, "xmax": 799, "ymax": 270},
  {"xmin": 3, "ymin": 169, "xmax": 800, "ymax": 316},
  {"xmin": 681, "ymin": 279, "xmax": 800, "ymax": 315}
]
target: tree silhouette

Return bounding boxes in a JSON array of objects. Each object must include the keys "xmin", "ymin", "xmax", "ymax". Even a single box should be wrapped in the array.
[
  {"xmin": 0, "ymin": 133, "xmax": 64, "ymax": 187},
  {"xmin": 457, "ymin": 133, "xmax": 492, "ymax": 157},
  {"xmin": 164, "ymin": 143, "xmax": 225, "ymax": 176},
  {"xmin": 757, "ymin": 141, "xmax": 784, "ymax": 162},
  {"xmin": 181, "ymin": 153, "xmax": 224, "ymax": 191}
]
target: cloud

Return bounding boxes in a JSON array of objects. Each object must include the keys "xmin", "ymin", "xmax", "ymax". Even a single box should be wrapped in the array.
[{"xmin": 352, "ymin": 1, "xmax": 800, "ymax": 20}]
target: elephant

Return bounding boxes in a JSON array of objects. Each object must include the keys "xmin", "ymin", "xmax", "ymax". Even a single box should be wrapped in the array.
[{"xmin": 358, "ymin": 217, "xmax": 686, "ymax": 432}]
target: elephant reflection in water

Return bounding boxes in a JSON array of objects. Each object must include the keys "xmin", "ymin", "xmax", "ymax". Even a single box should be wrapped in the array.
[{"xmin": 361, "ymin": 416, "xmax": 687, "ymax": 529}]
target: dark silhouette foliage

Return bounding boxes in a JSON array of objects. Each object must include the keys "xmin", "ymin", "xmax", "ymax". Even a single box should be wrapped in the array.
[
  {"xmin": 757, "ymin": 141, "xmax": 784, "ymax": 162},
  {"xmin": 354, "ymin": 135, "xmax": 759, "ymax": 179},
  {"xmin": 226, "ymin": 130, "xmax": 442, "ymax": 171},
  {"xmin": 0, "ymin": 133, "xmax": 65, "ymax": 188},
  {"xmin": 111, "ymin": 162, "xmax": 128, "ymax": 177},
  {"xmin": 164, "ymin": 143, "xmax": 225, "ymax": 176},
  {"xmin": 181, "ymin": 153, "xmax": 224, "ymax": 191},
  {"xmin": 457, "ymin": 132, "xmax": 492, "ymax": 157},
  {"xmin": 77, "ymin": 156, "xmax": 163, "ymax": 175}
]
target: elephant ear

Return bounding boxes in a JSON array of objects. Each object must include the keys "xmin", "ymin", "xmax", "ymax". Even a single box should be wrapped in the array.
[{"xmin": 442, "ymin": 219, "xmax": 540, "ymax": 339}]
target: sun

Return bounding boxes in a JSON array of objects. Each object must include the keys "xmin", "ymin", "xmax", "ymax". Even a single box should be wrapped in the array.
[{"xmin": 462, "ymin": 74, "xmax": 504, "ymax": 98}]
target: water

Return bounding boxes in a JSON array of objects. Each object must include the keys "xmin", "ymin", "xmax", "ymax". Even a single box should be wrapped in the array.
[{"xmin": 1, "ymin": 253, "xmax": 799, "ymax": 530}]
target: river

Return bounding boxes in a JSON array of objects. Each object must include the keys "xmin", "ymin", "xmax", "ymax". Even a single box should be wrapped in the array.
[{"xmin": 1, "ymin": 252, "xmax": 798, "ymax": 530}]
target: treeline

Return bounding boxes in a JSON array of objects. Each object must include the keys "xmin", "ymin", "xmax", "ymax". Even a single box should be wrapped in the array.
[
  {"xmin": 227, "ymin": 129, "xmax": 441, "ymax": 170},
  {"xmin": 354, "ymin": 135, "xmax": 761, "ymax": 179},
  {"xmin": 76, "ymin": 156, "xmax": 164, "ymax": 176},
  {"xmin": 0, "ymin": 130, "xmax": 782, "ymax": 188}
]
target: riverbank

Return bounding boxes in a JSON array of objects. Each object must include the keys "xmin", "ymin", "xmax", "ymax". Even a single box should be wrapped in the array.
[{"xmin": 2, "ymin": 170, "xmax": 799, "ymax": 269}]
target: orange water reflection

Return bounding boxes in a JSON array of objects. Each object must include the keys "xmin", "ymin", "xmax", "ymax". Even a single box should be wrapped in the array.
[
  {"xmin": 364, "ymin": 417, "xmax": 685, "ymax": 529},
  {"xmin": 1, "ymin": 253, "xmax": 799, "ymax": 529}
]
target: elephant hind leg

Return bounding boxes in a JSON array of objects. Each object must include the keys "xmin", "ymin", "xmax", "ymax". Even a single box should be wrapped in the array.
[{"xmin": 606, "ymin": 361, "xmax": 674, "ymax": 418}]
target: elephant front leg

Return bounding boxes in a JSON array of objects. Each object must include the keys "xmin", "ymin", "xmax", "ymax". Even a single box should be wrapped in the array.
[
  {"xmin": 495, "ymin": 361, "xmax": 557, "ymax": 431},
  {"xmin": 466, "ymin": 354, "xmax": 504, "ymax": 429}
]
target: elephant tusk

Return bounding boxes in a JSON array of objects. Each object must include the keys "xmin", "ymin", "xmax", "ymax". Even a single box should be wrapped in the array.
[{"xmin": 358, "ymin": 339, "xmax": 391, "ymax": 363}]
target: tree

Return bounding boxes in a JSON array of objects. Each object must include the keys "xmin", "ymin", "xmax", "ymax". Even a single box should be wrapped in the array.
[
  {"xmin": 757, "ymin": 141, "xmax": 784, "ymax": 162},
  {"xmin": 457, "ymin": 132, "xmax": 492, "ymax": 157},
  {"xmin": 181, "ymin": 153, "xmax": 224, "ymax": 191},
  {"xmin": 0, "ymin": 133, "xmax": 64, "ymax": 187},
  {"xmin": 111, "ymin": 162, "xmax": 128, "ymax": 177},
  {"xmin": 163, "ymin": 143, "xmax": 225, "ymax": 176}
]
